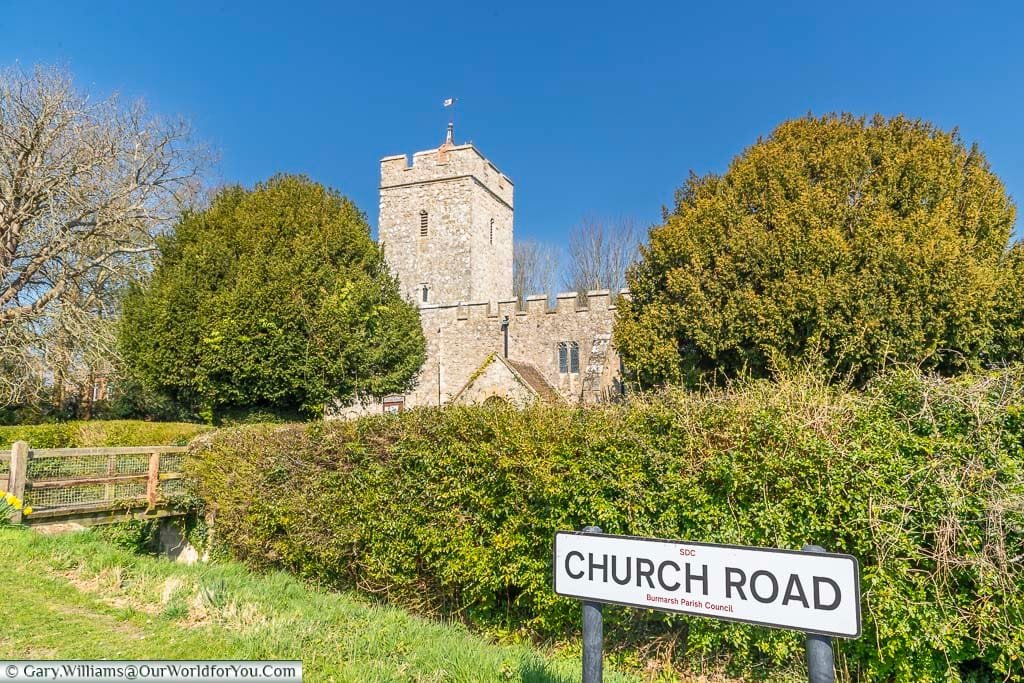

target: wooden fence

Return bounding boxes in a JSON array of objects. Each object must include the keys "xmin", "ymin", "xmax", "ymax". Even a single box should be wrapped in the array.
[{"xmin": 1, "ymin": 441, "xmax": 187, "ymax": 525}]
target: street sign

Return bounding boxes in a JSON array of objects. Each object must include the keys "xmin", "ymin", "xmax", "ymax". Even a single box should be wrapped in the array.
[{"xmin": 554, "ymin": 531, "xmax": 861, "ymax": 639}]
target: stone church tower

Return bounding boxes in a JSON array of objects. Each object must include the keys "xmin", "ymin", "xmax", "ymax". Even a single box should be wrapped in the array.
[
  {"xmin": 334, "ymin": 125, "xmax": 625, "ymax": 418},
  {"xmin": 378, "ymin": 123, "xmax": 514, "ymax": 306}
]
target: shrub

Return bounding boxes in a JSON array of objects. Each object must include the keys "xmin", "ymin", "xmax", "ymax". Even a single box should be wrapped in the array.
[
  {"xmin": 0, "ymin": 420, "xmax": 211, "ymax": 449},
  {"xmin": 119, "ymin": 175, "xmax": 425, "ymax": 421},
  {"xmin": 92, "ymin": 375, "xmax": 197, "ymax": 422},
  {"xmin": 615, "ymin": 114, "xmax": 1021, "ymax": 388},
  {"xmin": 187, "ymin": 368, "xmax": 1024, "ymax": 681}
]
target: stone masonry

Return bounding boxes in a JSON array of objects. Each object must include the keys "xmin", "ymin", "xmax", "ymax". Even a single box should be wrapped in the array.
[
  {"xmin": 379, "ymin": 125, "xmax": 513, "ymax": 305},
  {"xmin": 336, "ymin": 126, "xmax": 624, "ymax": 417}
]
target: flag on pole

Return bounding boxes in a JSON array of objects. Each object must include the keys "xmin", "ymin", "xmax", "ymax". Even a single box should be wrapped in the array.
[{"xmin": 443, "ymin": 98, "xmax": 454, "ymax": 107}]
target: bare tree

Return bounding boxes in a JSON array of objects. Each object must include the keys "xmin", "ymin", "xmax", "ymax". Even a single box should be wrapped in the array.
[
  {"xmin": 563, "ymin": 214, "xmax": 640, "ymax": 297},
  {"xmin": 0, "ymin": 65, "xmax": 205, "ymax": 406},
  {"xmin": 513, "ymin": 239, "xmax": 560, "ymax": 302}
]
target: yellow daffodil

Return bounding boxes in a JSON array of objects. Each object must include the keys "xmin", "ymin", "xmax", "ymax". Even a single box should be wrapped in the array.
[{"xmin": 23, "ymin": 506, "xmax": 32, "ymax": 515}]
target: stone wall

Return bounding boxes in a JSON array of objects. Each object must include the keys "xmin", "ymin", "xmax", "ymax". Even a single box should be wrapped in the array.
[
  {"xmin": 378, "ymin": 176, "xmax": 475, "ymax": 304},
  {"xmin": 379, "ymin": 144, "xmax": 513, "ymax": 305},
  {"xmin": 430, "ymin": 290, "xmax": 623, "ymax": 405},
  {"xmin": 451, "ymin": 355, "xmax": 537, "ymax": 407},
  {"xmin": 334, "ymin": 289, "xmax": 626, "ymax": 418},
  {"xmin": 380, "ymin": 144, "xmax": 513, "ymax": 206},
  {"xmin": 469, "ymin": 173, "xmax": 514, "ymax": 303}
]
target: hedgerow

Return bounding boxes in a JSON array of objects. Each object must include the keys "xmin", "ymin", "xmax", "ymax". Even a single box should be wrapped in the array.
[
  {"xmin": 0, "ymin": 420, "xmax": 211, "ymax": 449},
  {"xmin": 186, "ymin": 368, "xmax": 1024, "ymax": 681}
]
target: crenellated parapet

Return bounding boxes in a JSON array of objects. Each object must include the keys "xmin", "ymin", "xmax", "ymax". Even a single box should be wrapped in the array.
[
  {"xmin": 380, "ymin": 143, "xmax": 513, "ymax": 208},
  {"xmin": 422, "ymin": 289, "xmax": 631, "ymax": 323}
]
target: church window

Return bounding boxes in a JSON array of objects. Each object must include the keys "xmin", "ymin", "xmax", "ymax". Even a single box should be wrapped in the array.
[
  {"xmin": 420, "ymin": 210, "xmax": 428, "ymax": 236},
  {"xmin": 421, "ymin": 285, "xmax": 429, "ymax": 303},
  {"xmin": 558, "ymin": 342, "xmax": 580, "ymax": 374},
  {"xmin": 489, "ymin": 218, "xmax": 494, "ymax": 245}
]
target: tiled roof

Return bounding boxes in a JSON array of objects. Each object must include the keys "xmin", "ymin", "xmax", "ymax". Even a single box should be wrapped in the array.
[{"xmin": 506, "ymin": 359, "xmax": 561, "ymax": 403}]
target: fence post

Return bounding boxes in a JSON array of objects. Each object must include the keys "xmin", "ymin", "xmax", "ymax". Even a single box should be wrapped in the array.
[
  {"xmin": 146, "ymin": 451, "xmax": 161, "ymax": 509},
  {"xmin": 582, "ymin": 525, "xmax": 604, "ymax": 683},
  {"xmin": 104, "ymin": 453, "xmax": 117, "ymax": 505},
  {"xmin": 802, "ymin": 544, "xmax": 835, "ymax": 683},
  {"xmin": 9, "ymin": 441, "xmax": 28, "ymax": 524}
]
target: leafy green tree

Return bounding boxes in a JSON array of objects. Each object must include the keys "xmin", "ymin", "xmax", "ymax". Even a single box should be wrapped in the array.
[
  {"xmin": 615, "ymin": 114, "xmax": 1021, "ymax": 387},
  {"xmin": 990, "ymin": 243, "xmax": 1024, "ymax": 364},
  {"xmin": 120, "ymin": 175, "xmax": 425, "ymax": 420}
]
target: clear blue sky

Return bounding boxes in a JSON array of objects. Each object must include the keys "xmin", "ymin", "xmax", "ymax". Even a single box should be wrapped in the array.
[{"xmin": 5, "ymin": 0, "xmax": 1022, "ymax": 243}]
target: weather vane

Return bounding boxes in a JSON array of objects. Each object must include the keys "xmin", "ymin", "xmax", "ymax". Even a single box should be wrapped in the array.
[{"xmin": 443, "ymin": 97, "xmax": 457, "ymax": 145}]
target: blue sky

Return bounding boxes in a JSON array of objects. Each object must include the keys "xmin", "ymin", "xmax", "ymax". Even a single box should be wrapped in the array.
[{"xmin": 5, "ymin": 0, "xmax": 1022, "ymax": 244}]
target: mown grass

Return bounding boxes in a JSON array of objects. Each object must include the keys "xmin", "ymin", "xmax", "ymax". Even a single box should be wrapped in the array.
[
  {"xmin": 0, "ymin": 528, "xmax": 637, "ymax": 682},
  {"xmin": 0, "ymin": 420, "xmax": 211, "ymax": 449}
]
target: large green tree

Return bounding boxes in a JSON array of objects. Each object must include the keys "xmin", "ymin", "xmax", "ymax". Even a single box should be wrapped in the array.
[
  {"xmin": 991, "ymin": 243, "xmax": 1024, "ymax": 364},
  {"xmin": 615, "ymin": 114, "xmax": 1021, "ymax": 387},
  {"xmin": 120, "ymin": 175, "xmax": 425, "ymax": 419}
]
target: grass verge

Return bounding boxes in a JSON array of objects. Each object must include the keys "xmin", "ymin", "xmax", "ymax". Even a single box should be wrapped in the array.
[{"xmin": 0, "ymin": 527, "xmax": 636, "ymax": 682}]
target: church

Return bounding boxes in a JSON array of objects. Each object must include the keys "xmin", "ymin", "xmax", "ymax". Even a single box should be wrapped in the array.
[{"xmin": 337, "ymin": 125, "xmax": 626, "ymax": 417}]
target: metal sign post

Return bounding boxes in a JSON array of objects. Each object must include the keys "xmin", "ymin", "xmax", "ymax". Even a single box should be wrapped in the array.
[
  {"xmin": 581, "ymin": 526, "xmax": 603, "ymax": 683},
  {"xmin": 802, "ymin": 545, "xmax": 835, "ymax": 683},
  {"xmin": 556, "ymin": 530, "xmax": 860, "ymax": 683}
]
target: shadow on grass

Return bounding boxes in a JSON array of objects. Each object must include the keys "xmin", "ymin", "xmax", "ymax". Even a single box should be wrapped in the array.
[{"xmin": 518, "ymin": 661, "xmax": 576, "ymax": 683}]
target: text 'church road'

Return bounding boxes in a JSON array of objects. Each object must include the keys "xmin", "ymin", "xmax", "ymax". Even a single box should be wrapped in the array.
[{"xmin": 553, "ymin": 531, "xmax": 861, "ymax": 638}]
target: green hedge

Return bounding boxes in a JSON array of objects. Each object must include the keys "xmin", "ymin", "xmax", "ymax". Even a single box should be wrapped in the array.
[
  {"xmin": 187, "ymin": 369, "xmax": 1024, "ymax": 681},
  {"xmin": 0, "ymin": 420, "xmax": 211, "ymax": 449}
]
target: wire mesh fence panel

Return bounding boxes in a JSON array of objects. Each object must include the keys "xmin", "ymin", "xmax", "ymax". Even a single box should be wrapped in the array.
[
  {"xmin": 18, "ymin": 446, "xmax": 188, "ymax": 514},
  {"xmin": 28, "ymin": 454, "xmax": 109, "ymax": 480},
  {"xmin": 27, "ymin": 483, "xmax": 106, "ymax": 509},
  {"xmin": 160, "ymin": 478, "xmax": 188, "ymax": 497},
  {"xmin": 116, "ymin": 453, "xmax": 152, "ymax": 475},
  {"xmin": 112, "ymin": 480, "xmax": 147, "ymax": 500},
  {"xmin": 160, "ymin": 453, "xmax": 184, "ymax": 473},
  {"xmin": 27, "ymin": 451, "xmax": 177, "ymax": 481}
]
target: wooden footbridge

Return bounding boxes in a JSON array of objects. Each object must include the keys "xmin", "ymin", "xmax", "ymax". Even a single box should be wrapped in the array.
[{"xmin": 1, "ymin": 441, "xmax": 188, "ymax": 526}]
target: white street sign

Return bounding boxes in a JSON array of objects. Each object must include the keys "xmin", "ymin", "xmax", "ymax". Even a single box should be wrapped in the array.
[{"xmin": 554, "ymin": 531, "xmax": 861, "ymax": 638}]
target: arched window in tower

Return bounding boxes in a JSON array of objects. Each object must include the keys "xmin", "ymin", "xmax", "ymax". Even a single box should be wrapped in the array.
[
  {"xmin": 421, "ymin": 285, "xmax": 429, "ymax": 303},
  {"xmin": 420, "ymin": 210, "xmax": 428, "ymax": 237},
  {"xmin": 489, "ymin": 218, "xmax": 494, "ymax": 245}
]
